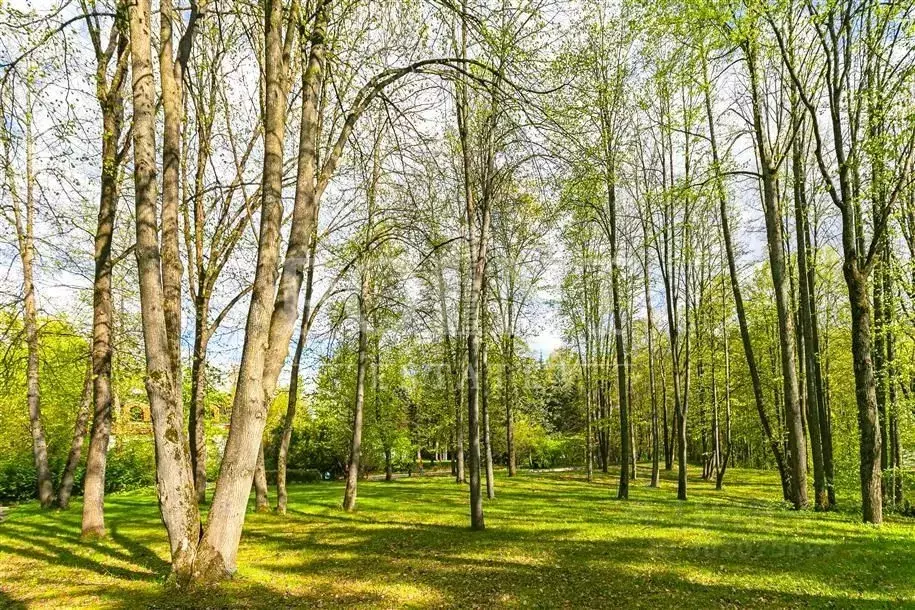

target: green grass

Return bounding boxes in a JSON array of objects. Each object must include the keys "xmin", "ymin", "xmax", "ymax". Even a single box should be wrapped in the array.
[{"xmin": 1, "ymin": 467, "xmax": 913, "ymax": 608}]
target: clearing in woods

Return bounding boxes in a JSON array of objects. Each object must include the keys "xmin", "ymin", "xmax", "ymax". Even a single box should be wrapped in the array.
[{"xmin": 0, "ymin": 468, "xmax": 913, "ymax": 608}]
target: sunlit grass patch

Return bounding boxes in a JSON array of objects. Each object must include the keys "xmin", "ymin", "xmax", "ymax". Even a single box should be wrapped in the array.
[{"xmin": 1, "ymin": 466, "xmax": 913, "ymax": 608}]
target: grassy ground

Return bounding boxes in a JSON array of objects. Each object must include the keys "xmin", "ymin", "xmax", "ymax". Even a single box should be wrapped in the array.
[{"xmin": 1, "ymin": 467, "xmax": 913, "ymax": 609}]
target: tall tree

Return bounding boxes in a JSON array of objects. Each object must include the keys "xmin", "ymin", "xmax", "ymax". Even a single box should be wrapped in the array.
[{"xmin": 80, "ymin": 0, "xmax": 131, "ymax": 536}]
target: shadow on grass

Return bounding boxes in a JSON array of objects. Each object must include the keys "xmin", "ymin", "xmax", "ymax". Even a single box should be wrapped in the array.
[{"xmin": 0, "ymin": 468, "xmax": 913, "ymax": 608}]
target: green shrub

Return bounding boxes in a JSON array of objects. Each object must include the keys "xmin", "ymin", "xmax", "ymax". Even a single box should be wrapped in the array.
[
  {"xmin": 0, "ymin": 435, "xmax": 155, "ymax": 503},
  {"xmin": 0, "ymin": 453, "xmax": 41, "ymax": 503},
  {"xmin": 267, "ymin": 468, "xmax": 324, "ymax": 483},
  {"xmin": 102, "ymin": 436, "xmax": 156, "ymax": 493}
]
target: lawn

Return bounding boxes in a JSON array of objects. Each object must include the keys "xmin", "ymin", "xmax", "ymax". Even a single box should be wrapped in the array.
[{"xmin": 1, "ymin": 467, "xmax": 913, "ymax": 608}]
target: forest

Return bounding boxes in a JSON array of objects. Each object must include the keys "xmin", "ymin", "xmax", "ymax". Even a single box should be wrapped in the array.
[{"xmin": 1, "ymin": 0, "xmax": 915, "ymax": 606}]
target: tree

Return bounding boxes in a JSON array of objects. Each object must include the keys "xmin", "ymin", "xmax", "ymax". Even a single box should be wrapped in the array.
[
  {"xmin": 769, "ymin": 0, "xmax": 915, "ymax": 523},
  {"xmin": 80, "ymin": 0, "xmax": 131, "ymax": 537}
]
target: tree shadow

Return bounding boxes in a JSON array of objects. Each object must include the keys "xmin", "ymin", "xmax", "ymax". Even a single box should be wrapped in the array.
[{"xmin": 1, "ymin": 471, "xmax": 913, "ymax": 608}]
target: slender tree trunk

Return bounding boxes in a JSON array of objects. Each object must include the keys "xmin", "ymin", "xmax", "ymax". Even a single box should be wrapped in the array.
[
  {"xmin": 58, "ymin": 364, "xmax": 94, "ymax": 509},
  {"xmin": 608, "ymin": 177, "xmax": 630, "ymax": 499},
  {"xmin": 874, "ymin": 246, "xmax": 889, "ymax": 505},
  {"xmin": 13, "ymin": 92, "xmax": 53, "ymax": 509},
  {"xmin": 343, "ymin": 271, "xmax": 370, "ymax": 512},
  {"xmin": 584, "ymin": 349, "xmax": 594, "ymax": 482},
  {"xmin": 746, "ymin": 43, "xmax": 807, "ymax": 509},
  {"xmin": 189, "ymin": 316, "xmax": 209, "ymax": 504},
  {"xmin": 702, "ymin": 54, "xmax": 790, "ymax": 498},
  {"xmin": 467, "ymin": 274, "xmax": 485, "ymax": 527},
  {"xmin": 793, "ymin": 130, "xmax": 828, "ymax": 510},
  {"xmin": 716, "ymin": 284, "xmax": 732, "ymax": 490},
  {"xmin": 884, "ymin": 248, "xmax": 903, "ymax": 506},
  {"xmin": 505, "ymin": 334, "xmax": 516, "ymax": 477},
  {"xmin": 277, "ymin": 237, "xmax": 317, "ymax": 514},
  {"xmin": 254, "ymin": 445, "xmax": 269, "ymax": 512},
  {"xmin": 647, "ymin": 275, "xmax": 660, "ymax": 488},
  {"xmin": 662, "ymin": 361, "xmax": 671, "ymax": 471},
  {"xmin": 846, "ymin": 262, "xmax": 883, "ymax": 523},
  {"xmin": 129, "ymin": 0, "xmax": 201, "ymax": 579},
  {"xmin": 81, "ymin": 23, "xmax": 128, "ymax": 524},
  {"xmin": 464, "ymin": 157, "xmax": 490, "ymax": 531},
  {"xmin": 808, "ymin": 203, "xmax": 836, "ymax": 506},
  {"xmin": 372, "ymin": 322, "xmax": 392, "ymax": 482},
  {"xmin": 481, "ymin": 276, "xmax": 495, "ymax": 499},
  {"xmin": 159, "ymin": 0, "xmax": 193, "ymax": 387},
  {"xmin": 435, "ymin": 253, "xmax": 464, "ymax": 485}
]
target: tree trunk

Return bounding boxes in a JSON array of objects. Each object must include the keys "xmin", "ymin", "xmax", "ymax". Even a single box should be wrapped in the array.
[
  {"xmin": 189, "ymin": 315, "xmax": 209, "ymax": 504},
  {"xmin": 646, "ymin": 266, "xmax": 659, "ymax": 488},
  {"xmin": 159, "ymin": 0, "xmax": 189, "ymax": 387},
  {"xmin": 504, "ymin": 337, "xmax": 516, "ymax": 477},
  {"xmin": 191, "ymin": 0, "xmax": 292, "ymax": 578},
  {"xmin": 846, "ymin": 262, "xmax": 883, "ymax": 524},
  {"xmin": 343, "ymin": 271, "xmax": 370, "ymax": 512},
  {"xmin": 81, "ymin": 21, "xmax": 128, "ymax": 523},
  {"xmin": 277, "ymin": 237, "xmax": 317, "ymax": 514},
  {"xmin": 747, "ymin": 43, "xmax": 808, "ymax": 509},
  {"xmin": 13, "ymin": 91, "xmax": 53, "ymax": 509},
  {"xmin": 793, "ymin": 131, "xmax": 828, "ymax": 510},
  {"xmin": 884, "ymin": 248, "xmax": 903, "ymax": 506},
  {"xmin": 702, "ymin": 53, "xmax": 790, "ymax": 498},
  {"xmin": 873, "ymin": 247, "xmax": 889, "ymax": 505},
  {"xmin": 467, "ymin": 250, "xmax": 486, "ymax": 529},
  {"xmin": 481, "ymin": 277, "xmax": 495, "ymax": 499},
  {"xmin": 253, "ymin": 445, "xmax": 269, "ymax": 512},
  {"xmin": 129, "ymin": 0, "xmax": 201, "ymax": 580},
  {"xmin": 58, "ymin": 364, "xmax": 94, "ymax": 509},
  {"xmin": 608, "ymin": 176, "xmax": 630, "ymax": 500},
  {"xmin": 716, "ymin": 288, "xmax": 732, "ymax": 490}
]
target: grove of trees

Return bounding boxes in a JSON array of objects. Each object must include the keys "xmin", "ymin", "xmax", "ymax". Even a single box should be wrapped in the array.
[{"xmin": 1, "ymin": 0, "xmax": 914, "ymax": 587}]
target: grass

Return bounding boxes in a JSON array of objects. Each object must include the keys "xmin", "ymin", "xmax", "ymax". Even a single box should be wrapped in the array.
[{"xmin": 1, "ymin": 466, "xmax": 914, "ymax": 609}]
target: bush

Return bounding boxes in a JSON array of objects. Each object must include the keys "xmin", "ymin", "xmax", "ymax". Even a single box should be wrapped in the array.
[
  {"xmin": 267, "ymin": 468, "xmax": 323, "ymax": 483},
  {"xmin": 102, "ymin": 436, "xmax": 156, "ymax": 493},
  {"xmin": 0, "ymin": 435, "xmax": 156, "ymax": 504},
  {"xmin": 0, "ymin": 453, "xmax": 41, "ymax": 503},
  {"xmin": 265, "ymin": 420, "xmax": 347, "ymax": 477},
  {"xmin": 529, "ymin": 434, "xmax": 584, "ymax": 470}
]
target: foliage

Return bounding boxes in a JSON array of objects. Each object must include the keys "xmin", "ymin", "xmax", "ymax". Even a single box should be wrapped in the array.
[{"xmin": 0, "ymin": 436, "xmax": 155, "ymax": 503}]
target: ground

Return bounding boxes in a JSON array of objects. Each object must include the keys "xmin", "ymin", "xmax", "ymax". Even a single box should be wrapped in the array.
[{"xmin": 0, "ymin": 467, "xmax": 913, "ymax": 608}]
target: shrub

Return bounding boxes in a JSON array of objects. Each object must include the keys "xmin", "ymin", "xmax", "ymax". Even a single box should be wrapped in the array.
[
  {"xmin": 102, "ymin": 436, "xmax": 156, "ymax": 493},
  {"xmin": 0, "ymin": 453, "xmax": 41, "ymax": 503},
  {"xmin": 267, "ymin": 468, "xmax": 323, "ymax": 484},
  {"xmin": 0, "ymin": 435, "xmax": 156, "ymax": 503}
]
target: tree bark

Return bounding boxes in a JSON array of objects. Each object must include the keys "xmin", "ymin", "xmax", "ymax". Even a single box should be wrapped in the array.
[
  {"xmin": 82, "ymin": 53, "xmax": 127, "ymax": 529},
  {"xmin": 481, "ymin": 323, "xmax": 495, "ymax": 499},
  {"xmin": 746, "ymin": 43, "xmax": 808, "ymax": 509},
  {"xmin": 608, "ymin": 178, "xmax": 629, "ymax": 500},
  {"xmin": 644, "ymin": 250, "xmax": 660, "ymax": 488},
  {"xmin": 129, "ymin": 0, "xmax": 201, "ymax": 580},
  {"xmin": 480, "ymin": 272, "xmax": 495, "ymax": 499},
  {"xmin": 277, "ymin": 237, "xmax": 317, "ymax": 514},
  {"xmin": 793, "ymin": 130, "xmax": 828, "ymax": 510},
  {"xmin": 189, "ymin": 316, "xmax": 209, "ymax": 504},
  {"xmin": 58, "ymin": 364, "xmax": 93, "ymax": 509},
  {"xmin": 254, "ymin": 445, "xmax": 269, "ymax": 512},
  {"xmin": 11, "ymin": 87, "xmax": 53, "ymax": 509},
  {"xmin": 466, "ymin": 215, "xmax": 487, "ymax": 530},
  {"xmin": 846, "ymin": 262, "xmax": 882, "ymax": 524},
  {"xmin": 343, "ymin": 271, "xmax": 370, "ymax": 512},
  {"xmin": 159, "ymin": 0, "xmax": 199, "ymax": 386}
]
